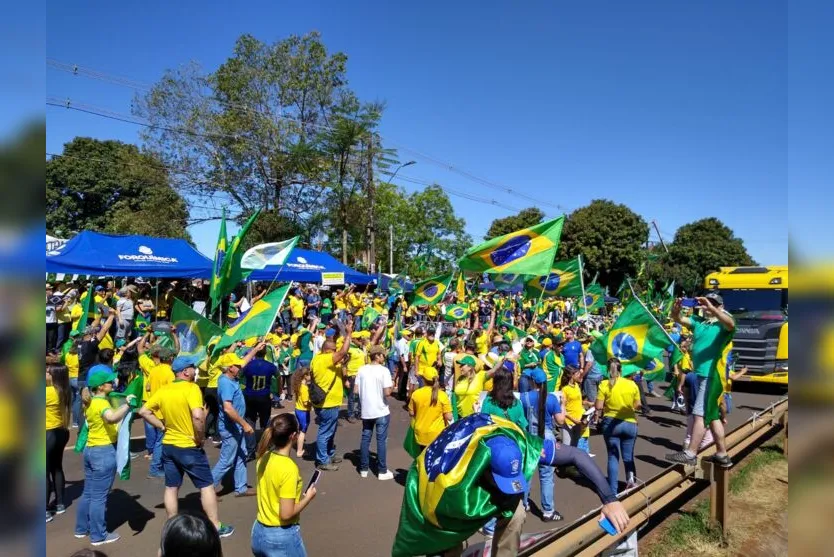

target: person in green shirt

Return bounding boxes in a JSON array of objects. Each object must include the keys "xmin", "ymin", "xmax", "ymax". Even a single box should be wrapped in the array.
[
  {"xmin": 481, "ymin": 367, "xmax": 528, "ymax": 431},
  {"xmin": 666, "ymin": 293, "xmax": 735, "ymax": 468},
  {"xmin": 542, "ymin": 337, "xmax": 565, "ymax": 393},
  {"xmin": 320, "ymin": 296, "xmax": 333, "ymax": 321},
  {"xmin": 518, "ymin": 336, "xmax": 541, "ymax": 372}
]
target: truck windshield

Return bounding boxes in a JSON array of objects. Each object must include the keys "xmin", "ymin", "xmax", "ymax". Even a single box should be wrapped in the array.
[{"xmin": 718, "ymin": 289, "xmax": 787, "ymax": 321}]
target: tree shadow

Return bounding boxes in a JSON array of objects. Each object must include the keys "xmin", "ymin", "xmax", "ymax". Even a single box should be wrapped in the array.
[
  {"xmin": 637, "ymin": 454, "xmax": 674, "ymax": 470},
  {"xmin": 638, "ymin": 434, "xmax": 684, "ymax": 452},
  {"xmin": 105, "ymin": 489, "xmax": 156, "ymax": 535},
  {"xmin": 643, "ymin": 415, "xmax": 684, "ymax": 429}
]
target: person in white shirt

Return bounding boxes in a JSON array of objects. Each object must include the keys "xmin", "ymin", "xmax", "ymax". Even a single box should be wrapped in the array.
[
  {"xmin": 354, "ymin": 345, "xmax": 394, "ymax": 480},
  {"xmin": 313, "ymin": 324, "xmax": 326, "ymax": 354},
  {"xmin": 394, "ymin": 330, "xmax": 412, "ymax": 399}
]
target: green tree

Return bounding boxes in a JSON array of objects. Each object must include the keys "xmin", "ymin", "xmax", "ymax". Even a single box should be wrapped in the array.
[
  {"xmin": 46, "ymin": 137, "xmax": 190, "ymax": 240},
  {"xmin": 558, "ymin": 199, "xmax": 648, "ymax": 290},
  {"xmin": 666, "ymin": 217, "xmax": 756, "ymax": 293},
  {"xmin": 485, "ymin": 207, "xmax": 544, "ymax": 240}
]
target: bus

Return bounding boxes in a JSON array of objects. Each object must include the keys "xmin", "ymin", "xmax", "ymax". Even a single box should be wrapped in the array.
[{"xmin": 704, "ymin": 266, "xmax": 788, "ymax": 384}]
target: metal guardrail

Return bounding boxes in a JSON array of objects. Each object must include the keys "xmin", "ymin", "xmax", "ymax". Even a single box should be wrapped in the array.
[{"xmin": 522, "ymin": 398, "xmax": 789, "ymax": 557}]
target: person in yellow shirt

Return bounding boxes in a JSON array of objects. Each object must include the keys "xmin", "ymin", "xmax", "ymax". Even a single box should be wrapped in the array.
[
  {"xmin": 453, "ymin": 355, "xmax": 501, "ymax": 418},
  {"xmin": 415, "ymin": 330, "xmax": 442, "ymax": 380},
  {"xmin": 65, "ymin": 330, "xmax": 82, "ymax": 428},
  {"xmin": 46, "ymin": 363, "xmax": 71, "ymax": 518},
  {"xmin": 75, "ymin": 366, "xmax": 135, "ymax": 545},
  {"xmin": 594, "ymin": 360, "xmax": 641, "ymax": 493},
  {"xmin": 310, "ymin": 321, "xmax": 353, "ymax": 471},
  {"xmin": 252, "ymin": 413, "xmax": 317, "ymax": 555},
  {"xmin": 344, "ymin": 331, "xmax": 370, "ymax": 422},
  {"xmin": 407, "ymin": 366, "xmax": 452, "ymax": 450},
  {"xmin": 289, "ymin": 290, "xmax": 306, "ymax": 330},
  {"xmin": 291, "ymin": 367, "xmax": 312, "ymax": 457},
  {"xmin": 145, "ymin": 347, "xmax": 176, "ymax": 478},
  {"xmin": 138, "ymin": 356, "xmax": 234, "ymax": 538},
  {"xmin": 558, "ymin": 366, "xmax": 592, "ymax": 454}
]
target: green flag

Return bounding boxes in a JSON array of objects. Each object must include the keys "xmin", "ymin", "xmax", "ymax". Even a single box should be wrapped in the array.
[
  {"xmin": 361, "ymin": 307, "xmax": 382, "ymax": 330},
  {"xmin": 73, "ymin": 283, "xmax": 95, "ymax": 333},
  {"xmin": 171, "ymin": 298, "xmax": 224, "ymax": 362},
  {"xmin": 523, "ymin": 256, "xmax": 583, "ymax": 298},
  {"xmin": 209, "ymin": 209, "xmax": 229, "ymax": 314},
  {"xmin": 219, "ymin": 210, "xmax": 261, "ymax": 300},
  {"xmin": 412, "ymin": 274, "xmax": 453, "ymax": 306},
  {"xmin": 590, "ymin": 299, "xmax": 671, "ymax": 376},
  {"xmin": 458, "ymin": 216, "xmax": 565, "ymax": 276},
  {"xmin": 212, "ymin": 284, "xmax": 290, "ymax": 354}
]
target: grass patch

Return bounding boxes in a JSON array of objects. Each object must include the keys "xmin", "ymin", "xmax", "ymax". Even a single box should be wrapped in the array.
[{"xmin": 645, "ymin": 442, "xmax": 786, "ymax": 557}]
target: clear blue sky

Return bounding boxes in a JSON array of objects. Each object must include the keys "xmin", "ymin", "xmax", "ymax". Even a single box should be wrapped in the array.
[{"xmin": 46, "ymin": 1, "xmax": 790, "ymax": 264}]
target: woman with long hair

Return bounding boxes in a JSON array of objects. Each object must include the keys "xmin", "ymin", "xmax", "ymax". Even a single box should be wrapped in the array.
[
  {"xmin": 558, "ymin": 366, "xmax": 592, "ymax": 454},
  {"xmin": 480, "ymin": 368, "xmax": 527, "ymax": 430},
  {"xmin": 46, "ymin": 364, "xmax": 71, "ymax": 522},
  {"xmin": 595, "ymin": 359, "xmax": 641, "ymax": 494},
  {"xmin": 291, "ymin": 367, "xmax": 312, "ymax": 458},
  {"xmin": 407, "ymin": 366, "xmax": 453, "ymax": 451},
  {"xmin": 252, "ymin": 414, "xmax": 317, "ymax": 557},
  {"xmin": 452, "ymin": 355, "xmax": 501, "ymax": 418}
]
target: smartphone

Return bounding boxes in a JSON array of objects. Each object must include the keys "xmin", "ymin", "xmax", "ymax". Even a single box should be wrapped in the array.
[
  {"xmin": 599, "ymin": 516, "xmax": 618, "ymax": 536},
  {"xmin": 305, "ymin": 470, "xmax": 322, "ymax": 495},
  {"xmin": 680, "ymin": 298, "xmax": 699, "ymax": 308}
]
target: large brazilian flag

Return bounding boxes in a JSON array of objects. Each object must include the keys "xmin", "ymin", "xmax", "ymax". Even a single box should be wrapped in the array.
[
  {"xmin": 412, "ymin": 274, "xmax": 453, "ymax": 306},
  {"xmin": 392, "ymin": 413, "xmax": 542, "ymax": 557},
  {"xmin": 458, "ymin": 216, "xmax": 565, "ymax": 276},
  {"xmin": 591, "ymin": 299, "xmax": 670, "ymax": 376},
  {"xmin": 523, "ymin": 256, "xmax": 583, "ymax": 298},
  {"xmin": 171, "ymin": 298, "xmax": 224, "ymax": 362},
  {"xmin": 212, "ymin": 284, "xmax": 290, "ymax": 354}
]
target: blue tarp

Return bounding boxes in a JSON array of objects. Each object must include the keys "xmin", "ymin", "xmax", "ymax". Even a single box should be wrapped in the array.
[
  {"xmin": 246, "ymin": 248, "xmax": 375, "ymax": 285},
  {"xmin": 45, "ymin": 231, "xmax": 214, "ymax": 278}
]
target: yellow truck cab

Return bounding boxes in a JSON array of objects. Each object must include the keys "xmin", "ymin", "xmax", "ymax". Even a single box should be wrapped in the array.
[{"xmin": 704, "ymin": 266, "xmax": 788, "ymax": 384}]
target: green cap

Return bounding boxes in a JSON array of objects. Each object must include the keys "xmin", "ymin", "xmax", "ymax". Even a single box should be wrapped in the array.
[
  {"xmin": 458, "ymin": 355, "xmax": 477, "ymax": 367},
  {"xmin": 87, "ymin": 365, "xmax": 117, "ymax": 388}
]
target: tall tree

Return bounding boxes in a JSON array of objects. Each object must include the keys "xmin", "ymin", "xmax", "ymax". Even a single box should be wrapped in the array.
[
  {"xmin": 558, "ymin": 199, "xmax": 648, "ymax": 289},
  {"xmin": 46, "ymin": 137, "xmax": 190, "ymax": 240},
  {"xmin": 485, "ymin": 207, "xmax": 545, "ymax": 240},
  {"xmin": 666, "ymin": 217, "xmax": 756, "ymax": 292}
]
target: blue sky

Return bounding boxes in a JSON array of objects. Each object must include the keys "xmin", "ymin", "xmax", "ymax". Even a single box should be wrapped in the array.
[{"xmin": 46, "ymin": 1, "xmax": 790, "ymax": 264}]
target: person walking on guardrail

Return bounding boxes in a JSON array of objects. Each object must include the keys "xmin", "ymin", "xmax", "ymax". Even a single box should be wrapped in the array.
[
  {"xmin": 595, "ymin": 359, "xmax": 641, "ymax": 493},
  {"xmin": 665, "ymin": 294, "xmax": 735, "ymax": 468}
]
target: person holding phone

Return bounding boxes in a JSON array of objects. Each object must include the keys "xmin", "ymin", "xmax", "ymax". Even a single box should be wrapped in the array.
[{"xmin": 252, "ymin": 413, "xmax": 317, "ymax": 557}]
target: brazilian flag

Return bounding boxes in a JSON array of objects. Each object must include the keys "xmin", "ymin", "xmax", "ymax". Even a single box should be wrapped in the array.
[
  {"xmin": 444, "ymin": 304, "xmax": 470, "ymax": 322},
  {"xmin": 493, "ymin": 273, "xmax": 526, "ymax": 292},
  {"xmin": 412, "ymin": 274, "xmax": 453, "ymax": 306},
  {"xmin": 209, "ymin": 209, "xmax": 229, "ymax": 314},
  {"xmin": 212, "ymin": 284, "xmax": 290, "ymax": 354},
  {"xmin": 134, "ymin": 313, "xmax": 151, "ymax": 334},
  {"xmin": 361, "ymin": 307, "xmax": 381, "ymax": 330},
  {"xmin": 523, "ymin": 256, "xmax": 583, "ymax": 298},
  {"xmin": 392, "ymin": 414, "xmax": 542, "ymax": 557},
  {"xmin": 641, "ymin": 357, "xmax": 667, "ymax": 382},
  {"xmin": 577, "ymin": 283, "xmax": 605, "ymax": 315},
  {"xmin": 171, "ymin": 298, "xmax": 224, "ymax": 362},
  {"xmin": 591, "ymin": 299, "xmax": 670, "ymax": 376},
  {"xmin": 73, "ymin": 283, "xmax": 95, "ymax": 333},
  {"xmin": 458, "ymin": 216, "xmax": 565, "ymax": 276}
]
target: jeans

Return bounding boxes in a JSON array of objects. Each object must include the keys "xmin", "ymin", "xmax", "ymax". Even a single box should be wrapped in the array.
[
  {"xmin": 75, "ymin": 445, "xmax": 116, "ymax": 543},
  {"xmin": 582, "ymin": 371, "xmax": 603, "ymax": 403},
  {"xmin": 314, "ymin": 406, "xmax": 340, "ymax": 465},
  {"xmin": 212, "ymin": 429, "xmax": 248, "ymax": 493},
  {"xmin": 602, "ymin": 417, "xmax": 638, "ymax": 494},
  {"xmin": 360, "ymin": 414, "xmax": 390, "ymax": 473},
  {"xmin": 145, "ymin": 423, "xmax": 164, "ymax": 476},
  {"xmin": 345, "ymin": 375, "xmax": 360, "ymax": 418},
  {"xmin": 251, "ymin": 521, "xmax": 307, "ymax": 557},
  {"xmin": 70, "ymin": 377, "xmax": 81, "ymax": 428},
  {"xmin": 524, "ymin": 430, "xmax": 556, "ymax": 513}
]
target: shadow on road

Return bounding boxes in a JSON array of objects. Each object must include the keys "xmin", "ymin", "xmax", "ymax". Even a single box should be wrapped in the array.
[
  {"xmin": 639, "ymin": 434, "xmax": 684, "ymax": 452},
  {"xmin": 643, "ymin": 414, "xmax": 685, "ymax": 429},
  {"xmin": 637, "ymin": 454, "xmax": 674, "ymax": 469},
  {"xmin": 106, "ymin": 489, "xmax": 155, "ymax": 535}
]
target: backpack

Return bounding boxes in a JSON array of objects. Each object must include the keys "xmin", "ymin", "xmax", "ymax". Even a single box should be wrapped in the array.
[{"xmin": 308, "ymin": 367, "xmax": 338, "ymax": 407}]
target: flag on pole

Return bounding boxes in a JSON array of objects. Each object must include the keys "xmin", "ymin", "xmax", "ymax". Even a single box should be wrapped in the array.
[
  {"xmin": 492, "ymin": 273, "xmax": 526, "ymax": 292},
  {"xmin": 171, "ymin": 298, "xmax": 224, "ymax": 362},
  {"xmin": 458, "ymin": 216, "xmax": 565, "ymax": 276},
  {"xmin": 590, "ymin": 299, "xmax": 670, "ymax": 376},
  {"xmin": 523, "ymin": 257, "xmax": 583, "ymax": 298},
  {"xmin": 455, "ymin": 273, "xmax": 466, "ymax": 301},
  {"xmin": 73, "ymin": 283, "xmax": 95, "ymax": 333},
  {"xmin": 212, "ymin": 284, "xmax": 290, "ymax": 354},
  {"xmin": 241, "ymin": 236, "xmax": 299, "ymax": 270},
  {"xmin": 444, "ymin": 304, "xmax": 471, "ymax": 322},
  {"xmin": 577, "ymin": 283, "xmax": 605, "ymax": 315},
  {"xmin": 209, "ymin": 209, "xmax": 229, "ymax": 313},
  {"xmin": 412, "ymin": 274, "xmax": 453, "ymax": 306},
  {"xmin": 219, "ymin": 210, "xmax": 261, "ymax": 299}
]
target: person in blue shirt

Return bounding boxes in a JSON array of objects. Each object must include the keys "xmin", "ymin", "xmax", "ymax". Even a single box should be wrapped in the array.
[
  {"xmin": 520, "ymin": 369, "xmax": 566, "ymax": 522},
  {"xmin": 211, "ymin": 345, "xmax": 261, "ymax": 497},
  {"xmin": 562, "ymin": 328, "xmax": 584, "ymax": 370},
  {"xmin": 242, "ymin": 347, "xmax": 278, "ymax": 431},
  {"xmin": 305, "ymin": 287, "xmax": 321, "ymax": 319}
]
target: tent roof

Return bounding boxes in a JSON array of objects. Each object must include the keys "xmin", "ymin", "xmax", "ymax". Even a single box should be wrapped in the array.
[
  {"xmin": 246, "ymin": 248, "xmax": 375, "ymax": 285},
  {"xmin": 45, "ymin": 231, "xmax": 214, "ymax": 279}
]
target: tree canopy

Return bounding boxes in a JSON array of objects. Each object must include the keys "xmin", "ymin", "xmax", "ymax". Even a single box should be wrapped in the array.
[
  {"xmin": 46, "ymin": 137, "xmax": 190, "ymax": 241},
  {"xmin": 485, "ymin": 207, "xmax": 544, "ymax": 240}
]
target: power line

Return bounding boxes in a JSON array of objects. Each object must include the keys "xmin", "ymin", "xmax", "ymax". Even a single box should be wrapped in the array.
[{"xmin": 48, "ymin": 58, "xmax": 567, "ymax": 213}]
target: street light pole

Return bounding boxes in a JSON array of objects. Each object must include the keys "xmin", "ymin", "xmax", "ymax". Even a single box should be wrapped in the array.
[{"xmin": 372, "ymin": 159, "xmax": 415, "ymax": 276}]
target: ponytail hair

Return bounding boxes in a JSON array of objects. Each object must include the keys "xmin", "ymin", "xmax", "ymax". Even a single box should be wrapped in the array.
[
  {"xmin": 429, "ymin": 377, "xmax": 441, "ymax": 406},
  {"xmin": 607, "ymin": 358, "xmax": 621, "ymax": 386},
  {"xmin": 256, "ymin": 413, "xmax": 300, "ymax": 459}
]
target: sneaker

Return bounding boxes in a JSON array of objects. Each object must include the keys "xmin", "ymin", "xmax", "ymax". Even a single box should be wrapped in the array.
[
  {"xmin": 216, "ymin": 523, "xmax": 235, "ymax": 538},
  {"xmin": 46, "ymin": 512, "xmax": 53, "ymax": 523},
  {"xmin": 710, "ymin": 454, "xmax": 733, "ymax": 468},
  {"xmin": 317, "ymin": 463, "xmax": 340, "ymax": 471},
  {"xmin": 71, "ymin": 423, "xmax": 79, "ymax": 429},
  {"xmin": 146, "ymin": 472, "xmax": 165, "ymax": 479},
  {"xmin": 74, "ymin": 532, "xmax": 87, "ymax": 539},
  {"xmin": 55, "ymin": 504, "xmax": 66, "ymax": 515},
  {"xmin": 91, "ymin": 532, "xmax": 120, "ymax": 546},
  {"xmin": 345, "ymin": 417, "xmax": 356, "ymax": 424},
  {"xmin": 360, "ymin": 470, "xmax": 369, "ymax": 478},
  {"xmin": 542, "ymin": 511, "xmax": 563, "ymax": 522},
  {"xmin": 331, "ymin": 456, "xmax": 344, "ymax": 464},
  {"xmin": 665, "ymin": 451, "xmax": 697, "ymax": 466},
  {"xmin": 378, "ymin": 470, "xmax": 395, "ymax": 481},
  {"xmin": 234, "ymin": 488, "xmax": 257, "ymax": 498},
  {"xmin": 626, "ymin": 476, "xmax": 640, "ymax": 490}
]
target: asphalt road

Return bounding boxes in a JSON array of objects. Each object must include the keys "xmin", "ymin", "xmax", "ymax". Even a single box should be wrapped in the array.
[{"xmin": 45, "ymin": 383, "xmax": 785, "ymax": 557}]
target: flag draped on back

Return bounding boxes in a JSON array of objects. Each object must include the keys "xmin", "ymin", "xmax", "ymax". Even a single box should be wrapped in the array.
[
  {"xmin": 219, "ymin": 210, "xmax": 261, "ymax": 300},
  {"xmin": 212, "ymin": 284, "xmax": 290, "ymax": 354},
  {"xmin": 209, "ymin": 210, "xmax": 229, "ymax": 314},
  {"xmin": 458, "ymin": 216, "xmax": 565, "ymax": 276},
  {"xmin": 591, "ymin": 299, "xmax": 670, "ymax": 376},
  {"xmin": 412, "ymin": 274, "xmax": 453, "ymax": 306},
  {"xmin": 523, "ymin": 257, "xmax": 583, "ymax": 298},
  {"xmin": 392, "ymin": 414, "xmax": 542, "ymax": 557},
  {"xmin": 241, "ymin": 236, "xmax": 299, "ymax": 270},
  {"xmin": 705, "ymin": 338, "xmax": 733, "ymax": 423},
  {"xmin": 171, "ymin": 298, "xmax": 224, "ymax": 362}
]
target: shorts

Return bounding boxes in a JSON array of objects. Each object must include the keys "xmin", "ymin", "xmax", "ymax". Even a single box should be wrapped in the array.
[
  {"xmin": 162, "ymin": 445, "xmax": 214, "ymax": 489},
  {"xmin": 692, "ymin": 375, "xmax": 708, "ymax": 417},
  {"xmin": 295, "ymin": 410, "xmax": 310, "ymax": 433}
]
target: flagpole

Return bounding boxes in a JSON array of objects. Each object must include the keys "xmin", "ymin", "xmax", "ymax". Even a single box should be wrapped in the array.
[
  {"xmin": 627, "ymin": 278, "xmax": 681, "ymax": 352},
  {"xmin": 578, "ymin": 254, "xmax": 590, "ymax": 319}
]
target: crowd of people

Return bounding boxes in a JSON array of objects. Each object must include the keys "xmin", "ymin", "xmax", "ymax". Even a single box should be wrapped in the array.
[{"xmin": 45, "ymin": 276, "xmax": 739, "ymax": 556}]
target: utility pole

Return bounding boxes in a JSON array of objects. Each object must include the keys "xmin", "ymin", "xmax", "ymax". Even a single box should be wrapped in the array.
[
  {"xmin": 367, "ymin": 135, "xmax": 376, "ymax": 274},
  {"xmin": 389, "ymin": 224, "xmax": 394, "ymax": 275},
  {"xmin": 651, "ymin": 220, "xmax": 670, "ymax": 254}
]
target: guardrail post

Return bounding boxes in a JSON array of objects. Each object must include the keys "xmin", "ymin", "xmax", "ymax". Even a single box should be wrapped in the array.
[{"xmin": 709, "ymin": 465, "xmax": 729, "ymax": 535}]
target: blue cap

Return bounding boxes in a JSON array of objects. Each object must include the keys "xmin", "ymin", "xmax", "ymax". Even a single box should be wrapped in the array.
[
  {"xmin": 484, "ymin": 435, "xmax": 528, "ymax": 495},
  {"xmin": 94, "ymin": 285, "xmax": 104, "ymax": 291},
  {"xmin": 502, "ymin": 360, "xmax": 516, "ymax": 374},
  {"xmin": 325, "ymin": 328, "xmax": 336, "ymax": 337},
  {"xmin": 529, "ymin": 368, "xmax": 547, "ymax": 385},
  {"xmin": 172, "ymin": 355, "xmax": 199, "ymax": 372}
]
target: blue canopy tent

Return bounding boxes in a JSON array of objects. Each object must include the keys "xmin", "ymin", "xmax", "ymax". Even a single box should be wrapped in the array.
[
  {"xmin": 246, "ymin": 248, "xmax": 375, "ymax": 285},
  {"xmin": 45, "ymin": 231, "xmax": 214, "ymax": 278}
]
